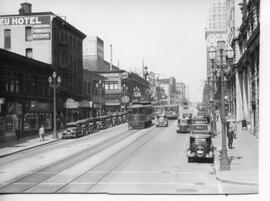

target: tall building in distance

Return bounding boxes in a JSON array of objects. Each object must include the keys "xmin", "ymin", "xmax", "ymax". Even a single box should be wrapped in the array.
[{"xmin": 205, "ymin": 0, "xmax": 227, "ymax": 72}]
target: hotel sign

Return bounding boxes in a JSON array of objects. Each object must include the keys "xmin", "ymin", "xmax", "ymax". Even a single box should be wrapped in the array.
[{"xmin": 0, "ymin": 15, "xmax": 51, "ymax": 40}]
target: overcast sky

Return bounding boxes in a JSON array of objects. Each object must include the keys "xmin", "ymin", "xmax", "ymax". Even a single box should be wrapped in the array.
[{"xmin": 0, "ymin": 0, "xmax": 213, "ymax": 102}]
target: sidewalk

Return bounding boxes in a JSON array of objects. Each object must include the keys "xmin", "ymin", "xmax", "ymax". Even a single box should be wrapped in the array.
[
  {"xmin": 213, "ymin": 118, "xmax": 258, "ymax": 185},
  {"xmin": 0, "ymin": 130, "xmax": 63, "ymax": 158}
]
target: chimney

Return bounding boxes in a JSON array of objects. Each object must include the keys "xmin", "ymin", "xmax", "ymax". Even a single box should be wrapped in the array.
[{"xmin": 19, "ymin": 2, "xmax": 32, "ymax": 15}]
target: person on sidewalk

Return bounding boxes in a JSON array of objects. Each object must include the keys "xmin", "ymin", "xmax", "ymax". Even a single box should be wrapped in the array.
[
  {"xmin": 39, "ymin": 125, "xmax": 45, "ymax": 141},
  {"xmin": 226, "ymin": 122, "xmax": 235, "ymax": 149}
]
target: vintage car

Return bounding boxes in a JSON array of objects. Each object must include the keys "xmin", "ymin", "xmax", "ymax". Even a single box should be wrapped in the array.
[
  {"xmin": 176, "ymin": 118, "xmax": 190, "ymax": 133},
  {"xmin": 182, "ymin": 113, "xmax": 192, "ymax": 119},
  {"xmin": 187, "ymin": 133, "xmax": 214, "ymax": 163},
  {"xmin": 191, "ymin": 123, "xmax": 211, "ymax": 134},
  {"xmin": 192, "ymin": 116, "xmax": 208, "ymax": 125},
  {"xmin": 61, "ymin": 122, "xmax": 83, "ymax": 139},
  {"xmin": 155, "ymin": 115, "xmax": 168, "ymax": 127}
]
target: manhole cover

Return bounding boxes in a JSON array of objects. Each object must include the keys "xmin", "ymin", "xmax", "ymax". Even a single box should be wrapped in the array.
[
  {"xmin": 194, "ymin": 182, "xmax": 205, "ymax": 185},
  {"xmin": 176, "ymin": 188, "xmax": 197, "ymax": 193},
  {"xmin": 162, "ymin": 171, "xmax": 170, "ymax": 174}
]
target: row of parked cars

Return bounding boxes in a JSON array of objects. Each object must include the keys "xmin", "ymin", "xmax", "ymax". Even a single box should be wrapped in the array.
[{"xmin": 60, "ymin": 112, "xmax": 127, "ymax": 139}]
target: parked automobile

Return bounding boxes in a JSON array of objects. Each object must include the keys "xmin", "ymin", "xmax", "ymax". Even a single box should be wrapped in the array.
[
  {"xmin": 176, "ymin": 118, "xmax": 190, "ymax": 133},
  {"xmin": 61, "ymin": 122, "xmax": 83, "ymax": 139},
  {"xmin": 155, "ymin": 114, "xmax": 168, "ymax": 127},
  {"xmin": 187, "ymin": 133, "xmax": 214, "ymax": 163}
]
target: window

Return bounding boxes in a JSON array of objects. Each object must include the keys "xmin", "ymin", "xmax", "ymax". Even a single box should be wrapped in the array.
[
  {"xmin": 105, "ymin": 83, "xmax": 109, "ymax": 90},
  {"xmin": 25, "ymin": 48, "xmax": 33, "ymax": 58},
  {"xmin": 25, "ymin": 26, "xmax": 32, "ymax": 41},
  {"xmin": 10, "ymin": 80, "xmax": 14, "ymax": 92},
  {"xmin": 113, "ymin": 82, "xmax": 119, "ymax": 90},
  {"xmin": 4, "ymin": 29, "xmax": 11, "ymax": 49}
]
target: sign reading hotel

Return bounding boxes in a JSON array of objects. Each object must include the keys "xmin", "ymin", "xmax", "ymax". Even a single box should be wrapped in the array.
[{"xmin": 0, "ymin": 15, "xmax": 51, "ymax": 40}]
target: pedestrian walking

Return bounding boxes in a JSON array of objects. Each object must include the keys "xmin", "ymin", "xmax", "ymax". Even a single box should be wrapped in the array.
[
  {"xmin": 39, "ymin": 125, "xmax": 45, "ymax": 141},
  {"xmin": 226, "ymin": 122, "xmax": 235, "ymax": 149}
]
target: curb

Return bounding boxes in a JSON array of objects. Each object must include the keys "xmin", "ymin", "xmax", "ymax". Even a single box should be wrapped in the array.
[
  {"xmin": 215, "ymin": 172, "xmax": 258, "ymax": 186},
  {"xmin": 0, "ymin": 138, "xmax": 61, "ymax": 158}
]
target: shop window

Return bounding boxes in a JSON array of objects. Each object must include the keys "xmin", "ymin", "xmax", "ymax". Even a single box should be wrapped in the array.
[
  {"xmin": 25, "ymin": 26, "xmax": 32, "ymax": 41},
  {"xmin": 4, "ymin": 29, "xmax": 11, "ymax": 49},
  {"xmin": 26, "ymin": 48, "xmax": 33, "ymax": 58}
]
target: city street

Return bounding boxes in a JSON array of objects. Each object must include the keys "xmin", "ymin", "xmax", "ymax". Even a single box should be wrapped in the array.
[{"xmin": 0, "ymin": 117, "xmax": 257, "ymax": 194}]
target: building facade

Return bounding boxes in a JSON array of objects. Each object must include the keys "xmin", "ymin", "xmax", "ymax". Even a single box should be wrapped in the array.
[
  {"xmin": 0, "ymin": 49, "xmax": 52, "ymax": 142},
  {"xmin": 234, "ymin": 0, "xmax": 260, "ymax": 136},
  {"xmin": 0, "ymin": 3, "xmax": 87, "ymax": 125}
]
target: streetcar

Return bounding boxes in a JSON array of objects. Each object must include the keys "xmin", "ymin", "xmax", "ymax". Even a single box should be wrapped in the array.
[
  {"xmin": 164, "ymin": 104, "xmax": 179, "ymax": 119},
  {"xmin": 127, "ymin": 102, "xmax": 154, "ymax": 129}
]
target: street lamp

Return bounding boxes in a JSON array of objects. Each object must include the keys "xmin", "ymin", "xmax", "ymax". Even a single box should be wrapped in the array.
[
  {"xmin": 96, "ymin": 80, "xmax": 104, "ymax": 116},
  {"xmin": 48, "ymin": 71, "xmax": 61, "ymax": 139},
  {"xmin": 217, "ymin": 40, "xmax": 230, "ymax": 171},
  {"xmin": 122, "ymin": 83, "xmax": 128, "ymax": 111},
  {"xmin": 208, "ymin": 46, "xmax": 217, "ymax": 137}
]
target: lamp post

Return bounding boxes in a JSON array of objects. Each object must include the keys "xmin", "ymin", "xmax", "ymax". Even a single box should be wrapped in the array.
[
  {"xmin": 208, "ymin": 41, "xmax": 234, "ymax": 170},
  {"xmin": 217, "ymin": 40, "xmax": 231, "ymax": 171},
  {"xmin": 96, "ymin": 80, "xmax": 104, "ymax": 116},
  {"xmin": 209, "ymin": 46, "xmax": 217, "ymax": 136},
  {"xmin": 48, "ymin": 71, "xmax": 61, "ymax": 139},
  {"xmin": 122, "ymin": 83, "xmax": 128, "ymax": 111}
]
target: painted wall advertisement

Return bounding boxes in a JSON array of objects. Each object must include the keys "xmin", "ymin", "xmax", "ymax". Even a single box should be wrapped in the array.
[{"xmin": 0, "ymin": 15, "xmax": 51, "ymax": 40}]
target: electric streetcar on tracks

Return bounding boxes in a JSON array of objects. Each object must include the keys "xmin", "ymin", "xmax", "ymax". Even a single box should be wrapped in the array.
[{"xmin": 127, "ymin": 102, "xmax": 154, "ymax": 129}]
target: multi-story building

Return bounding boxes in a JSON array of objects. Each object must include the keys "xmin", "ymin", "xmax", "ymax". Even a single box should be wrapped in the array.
[
  {"xmin": 158, "ymin": 77, "xmax": 177, "ymax": 104},
  {"xmin": 83, "ymin": 36, "xmax": 105, "ymax": 71},
  {"xmin": 82, "ymin": 70, "xmax": 105, "ymax": 118},
  {"xmin": 0, "ymin": 3, "xmax": 87, "ymax": 125},
  {"xmin": 0, "ymin": 48, "xmax": 53, "ymax": 141},
  {"xmin": 96, "ymin": 70, "xmax": 150, "ymax": 113},
  {"xmin": 205, "ymin": 0, "xmax": 227, "ymax": 72},
  {"xmin": 176, "ymin": 82, "xmax": 187, "ymax": 105},
  {"xmin": 234, "ymin": 0, "xmax": 260, "ymax": 136}
]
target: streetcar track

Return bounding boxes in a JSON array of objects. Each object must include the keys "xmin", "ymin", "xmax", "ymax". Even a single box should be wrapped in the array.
[
  {"xmin": 0, "ymin": 127, "xmax": 140, "ymax": 193},
  {"xmin": 55, "ymin": 123, "xmax": 170, "ymax": 193}
]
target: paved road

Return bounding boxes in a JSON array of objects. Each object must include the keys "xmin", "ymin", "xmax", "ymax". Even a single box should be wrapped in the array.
[{"xmin": 0, "ymin": 119, "xmax": 257, "ymax": 194}]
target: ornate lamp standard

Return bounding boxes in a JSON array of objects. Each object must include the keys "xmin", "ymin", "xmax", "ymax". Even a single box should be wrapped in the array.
[
  {"xmin": 121, "ymin": 83, "xmax": 128, "ymax": 111},
  {"xmin": 48, "ymin": 72, "xmax": 61, "ymax": 139},
  {"xmin": 95, "ymin": 80, "xmax": 104, "ymax": 116},
  {"xmin": 208, "ymin": 46, "xmax": 217, "ymax": 136},
  {"xmin": 209, "ymin": 41, "xmax": 234, "ymax": 170}
]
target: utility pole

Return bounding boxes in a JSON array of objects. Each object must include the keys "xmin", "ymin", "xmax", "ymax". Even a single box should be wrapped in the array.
[{"xmin": 110, "ymin": 44, "xmax": 112, "ymax": 70}]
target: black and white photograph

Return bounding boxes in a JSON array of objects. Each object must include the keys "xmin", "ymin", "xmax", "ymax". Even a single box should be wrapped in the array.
[{"xmin": 0, "ymin": 0, "xmax": 266, "ymax": 199}]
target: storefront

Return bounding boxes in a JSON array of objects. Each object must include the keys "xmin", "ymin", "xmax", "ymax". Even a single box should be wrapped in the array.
[{"xmin": 23, "ymin": 101, "xmax": 52, "ymax": 135}]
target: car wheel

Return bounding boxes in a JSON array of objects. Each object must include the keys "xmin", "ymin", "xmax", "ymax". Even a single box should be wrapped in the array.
[
  {"xmin": 209, "ymin": 158, "xmax": 214, "ymax": 163},
  {"xmin": 188, "ymin": 157, "xmax": 193, "ymax": 163}
]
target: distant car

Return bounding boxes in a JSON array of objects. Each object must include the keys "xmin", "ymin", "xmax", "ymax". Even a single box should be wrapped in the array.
[
  {"xmin": 176, "ymin": 118, "xmax": 190, "ymax": 133},
  {"xmin": 187, "ymin": 133, "xmax": 214, "ymax": 163},
  {"xmin": 155, "ymin": 115, "xmax": 168, "ymax": 127},
  {"xmin": 61, "ymin": 122, "xmax": 83, "ymax": 139}
]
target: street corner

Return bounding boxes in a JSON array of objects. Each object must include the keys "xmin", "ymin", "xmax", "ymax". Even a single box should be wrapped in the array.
[{"xmin": 215, "ymin": 169, "xmax": 258, "ymax": 186}]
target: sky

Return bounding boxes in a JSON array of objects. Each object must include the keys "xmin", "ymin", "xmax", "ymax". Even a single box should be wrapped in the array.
[{"xmin": 0, "ymin": 0, "xmax": 213, "ymax": 102}]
